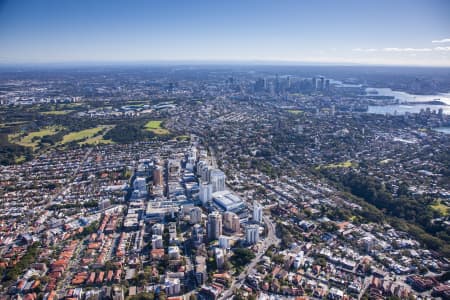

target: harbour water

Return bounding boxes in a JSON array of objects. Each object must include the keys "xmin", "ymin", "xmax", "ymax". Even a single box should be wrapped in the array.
[
  {"xmin": 433, "ymin": 127, "xmax": 450, "ymax": 134},
  {"xmin": 366, "ymin": 88, "xmax": 450, "ymax": 115},
  {"xmin": 367, "ymin": 104, "xmax": 450, "ymax": 115}
]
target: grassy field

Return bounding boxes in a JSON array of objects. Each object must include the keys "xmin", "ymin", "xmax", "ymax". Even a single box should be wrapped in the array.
[
  {"xmin": 61, "ymin": 125, "xmax": 113, "ymax": 144},
  {"xmin": 430, "ymin": 200, "xmax": 449, "ymax": 216},
  {"xmin": 316, "ymin": 160, "xmax": 358, "ymax": 170},
  {"xmin": 15, "ymin": 155, "xmax": 26, "ymax": 164},
  {"xmin": 79, "ymin": 134, "xmax": 114, "ymax": 145},
  {"xmin": 144, "ymin": 120, "xmax": 170, "ymax": 135},
  {"xmin": 41, "ymin": 110, "xmax": 74, "ymax": 115},
  {"xmin": 287, "ymin": 109, "xmax": 303, "ymax": 115},
  {"xmin": 9, "ymin": 126, "xmax": 64, "ymax": 149},
  {"xmin": 0, "ymin": 121, "xmax": 28, "ymax": 128},
  {"xmin": 61, "ymin": 103, "xmax": 84, "ymax": 108},
  {"xmin": 176, "ymin": 135, "xmax": 190, "ymax": 141}
]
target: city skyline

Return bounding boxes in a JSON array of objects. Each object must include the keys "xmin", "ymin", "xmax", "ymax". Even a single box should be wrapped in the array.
[{"xmin": 1, "ymin": 0, "xmax": 450, "ymax": 66}]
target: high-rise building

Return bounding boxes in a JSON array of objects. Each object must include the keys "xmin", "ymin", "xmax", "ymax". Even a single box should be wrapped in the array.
[
  {"xmin": 190, "ymin": 207, "xmax": 202, "ymax": 224},
  {"xmin": 219, "ymin": 235, "xmax": 230, "ymax": 249},
  {"xmin": 192, "ymin": 224, "xmax": 204, "ymax": 246},
  {"xmin": 253, "ymin": 202, "xmax": 263, "ymax": 223},
  {"xmin": 275, "ymin": 74, "xmax": 280, "ymax": 94},
  {"xmin": 152, "ymin": 235, "xmax": 163, "ymax": 249},
  {"xmin": 215, "ymin": 248, "xmax": 225, "ymax": 269},
  {"xmin": 245, "ymin": 224, "xmax": 260, "ymax": 245},
  {"xmin": 199, "ymin": 181, "xmax": 212, "ymax": 205},
  {"xmin": 207, "ymin": 211, "xmax": 222, "ymax": 241},
  {"xmin": 325, "ymin": 79, "xmax": 330, "ymax": 91},
  {"xmin": 254, "ymin": 78, "xmax": 266, "ymax": 92},
  {"xmin": 223, "ymin": 211, "xmax": 240, "ymax": 233},
  {"xmin": 312, "ymin": 77, "xmax": 317, "ymax": 90},
  {"xmin": 152, "ymin": 223, "xmax": 164, "ymax": 235},
  {"xmin": 195, "ymin": 256, "xmax": 207, "ymax": 285},
  {"xmin": 134, "ymin": 177, "xmax": 147, "ymax": 192},
  {"xmin": 318, "ymin": 77, "xmax": 325, "ymax": 91},
  {"xmin": 153, "ymin": 166, "xmax": 163, "ymax": 186},
  {"xmin": 196, "ymin": 160, "xmax": 209, "ymax": 181},
  {"xmin": 186, "ymin": 156, "xmax": 196, "ymax": 172},
  {"xmin": 209, "ymin": 169, "xmax": 226, "ymax": 193}
]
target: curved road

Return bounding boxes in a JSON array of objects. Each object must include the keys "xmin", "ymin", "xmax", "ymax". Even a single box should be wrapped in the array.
[
  {"xmin": 207, "ymin": 145, "xmax": 279, "ymax": 299},
  {"xmin": 220, "ymin": 215, "xmax": 280, "ymax": 300}
]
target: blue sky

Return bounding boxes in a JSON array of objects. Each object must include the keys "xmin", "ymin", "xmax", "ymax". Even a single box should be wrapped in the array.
[{"xmin": 0, "ymin": 0, "xmax": 449, "ymax": 66}]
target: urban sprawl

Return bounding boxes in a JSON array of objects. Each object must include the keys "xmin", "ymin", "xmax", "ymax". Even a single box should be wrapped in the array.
[{"xmin": 0, "ymin": 66, "xmax": 450, "ymax": 300}]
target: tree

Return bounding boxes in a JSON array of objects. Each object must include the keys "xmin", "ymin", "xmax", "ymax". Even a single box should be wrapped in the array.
[
  {"xmin": 230, "ymin": 248, "xmax": 255, "ymax": 268},
  {"xmin": 128, "ymin": 292, "xmax": 155, "ymax": 300},
  {"xmin": 272, "ymin": 254, "xmax": 284, "ymax": 265}
]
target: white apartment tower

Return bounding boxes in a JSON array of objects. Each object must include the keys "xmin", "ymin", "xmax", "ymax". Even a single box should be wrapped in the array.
[
  {"xmin": 245, "ymin": 224, "xmax": 260, "ymax": 245},
  {"xmin": 253, "ymin": 201, "xmax": 263, "ymax": 223},
  {"xmin": 210, "ymin": 169, "xmax": 226, "ymax": 193},
  {"xmin": 199, "ymin": 181, "xmax": 212, "ymax": 205}
]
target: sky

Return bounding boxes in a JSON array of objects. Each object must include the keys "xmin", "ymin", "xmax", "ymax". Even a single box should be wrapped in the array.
[{"xmin": 0, "ymin": 0, "xmax": 450, "ymax": 66}]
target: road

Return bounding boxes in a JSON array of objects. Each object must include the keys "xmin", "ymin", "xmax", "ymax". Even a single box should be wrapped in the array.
[
  {"xmin": 48, "ymin": 147, "xmax": 94, "ymax": 206},
  {"xmin": 208, "ymin": 146, "xmax": 218, "ymax": 168},
  {"xmin": 219, "ymin": 215, "xmax": 280, "ymax": 300},
  {"xmin": 57, "ymin": 238, "xmax": 86, "ymax": 297},
  {"xmin": 358, "ymin": 275, "xmax": 372, "ymax": 300}
]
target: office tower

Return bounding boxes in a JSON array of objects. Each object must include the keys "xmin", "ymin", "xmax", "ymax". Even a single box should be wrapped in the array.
[
  {"xmin": 190, "ymin": 207, "xmax": 202, "ymax": 224},
  {"xmin": 199, "ymin": 181, "xmax": 212, "ymax": 205},
  {"xmin": 245, "ymin": 224, "xmax": 260, "ymax": 244},
  {"xmin": 253, "ymin": 201, "xmax": 263, "ymax": 223},
  {"xmin": 207, "ymin": 211, "xmax": 222, "ymax": 241},
  {"xmin": 192, "ymin": 224, "xmax": 204, "ymax": 246},
  {"xmin": 318, "ymin": 77, "xmax": 325, "ymax": 91},
  {"xmin": 275, "ymin": 74, "xmax": 280, "ymax": 94},
  {"xmin": 325, "ymin": 79, "xmax": 330, "ymax": 91},
  {"xmin": 312, "ymin": 77, "xmax": 317, "ymax": 90},
  {"xmin": 196, "ymin": 160, "xmax": 210, "ymax": 182},
  {"xmin": 215, "ymin": 248, "xmax": 225, "ymax": 269},
  {"xmin": 209, "ymin": 169, "xmax": 226, "ymax": 193},
  {"xmin": 254, "ymin": 78, "xmax": 266, "ymax": 92},
  {"xmin": 186, "ymin": 156, "xmax": 196, "ymax": 171},
  {"xmin": 153, "ymin": 166, "xmax": 163, "ymax": 186}
]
